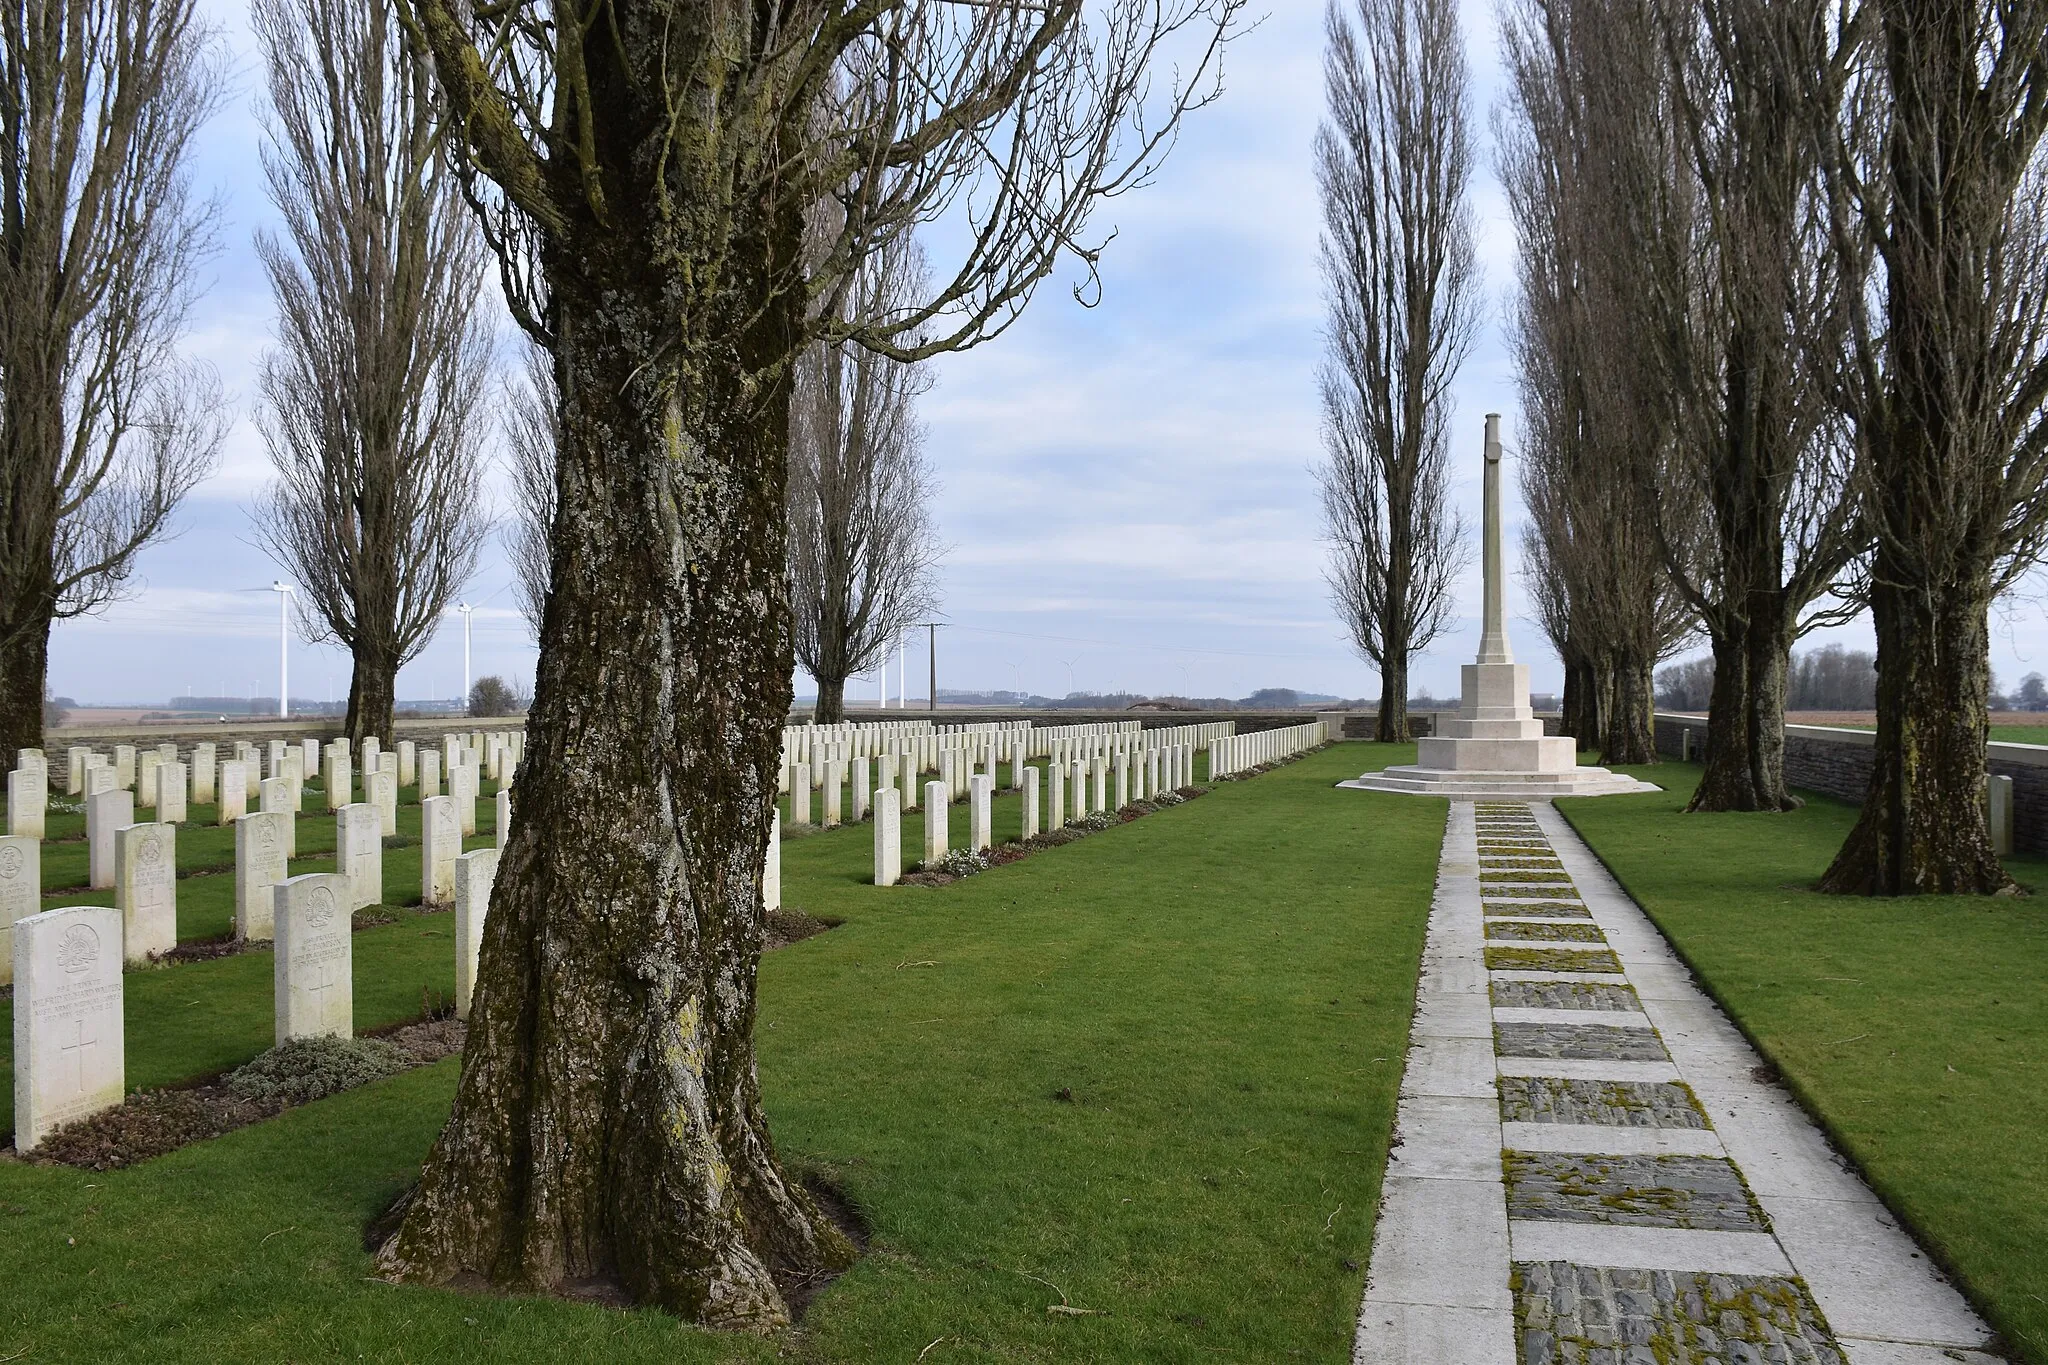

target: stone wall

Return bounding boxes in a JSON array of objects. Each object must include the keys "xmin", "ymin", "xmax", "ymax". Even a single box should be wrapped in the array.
[{"xmin": 1652, "ymin": 711, "xmax": 2048, "ymax": 855}]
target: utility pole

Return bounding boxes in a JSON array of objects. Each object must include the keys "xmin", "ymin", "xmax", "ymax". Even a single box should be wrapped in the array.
[
  {"xmin": 271, "ymin": 581, "xmax": 293, "ymax": 718},
  {"xmin": 921, "ymin": 622, "xmax": 943, "ymax": 712}
]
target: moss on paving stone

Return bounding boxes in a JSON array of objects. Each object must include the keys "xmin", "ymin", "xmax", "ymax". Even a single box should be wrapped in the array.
[
  {"xmin": 1484, "ymin": 886, "xmax": 1587, "ymax": 900},
  {"xmin": 1497, "ymin": 1075, "xmax": 1710, "ymax": 1128},
  {"xmin": 1490, "ymin": 980, "xmax": 1642, "ymax": 1012},
  {"xmin": 1511, "ymin": 1261, "xmax": 1845, "ymax": 1364},
  {"xmin": 1485, "ymin": 945, "xmax": 1623, "ymax": 974},
  {"xmin": 1504, "ymin": 1152, "xmax": 1767, "ymax": 1232},
  {"xmin": 1480, "ymin": 869, "xmax": 1573, "ymax": 884},
  {"xmin": 1494, "ymin": 1021, "xmax": 1669, "ymax": 1063},
  {"xmin": 1485, "ymin": 921, "xmax": 1606, "ymax": 943},
  {"xmin": 1485, "ymin": 900, "xmax": 1592, "ymax": 919}
]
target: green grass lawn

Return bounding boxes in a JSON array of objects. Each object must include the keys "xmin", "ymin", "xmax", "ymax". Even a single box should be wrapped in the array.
[
  {"xmin": 0, "ymin": 744, "xmax": 1440, "ymax": 1362},
  {"xmin": 1560, "ymin": 765, "xmax": 2048, "ymax": 1362}
]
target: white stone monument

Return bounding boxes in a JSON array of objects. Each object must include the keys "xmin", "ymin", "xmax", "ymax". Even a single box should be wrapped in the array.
[
  {"xmin": 1342, "ymin": 415, "xmax": 1659, "ymax": 799},
  {"xmin": 261, "ymin": 776, "xmax": 297, "ymax": 856},
  {"xmin": 338, "ymin": 803, "xmax": 383, "ymax": 911},
  {"xmin": 969, "ymin": 774, "xmax": 992, "ymax": 852},
  {"xmin": 454, "ymin": 847, "xmax": 499, "ymax": 1021},
  {"xmin": 0, "ymin": 835, "xmax": 41, "ymax": 987},
  {"xmin": 1022, "ymin": 766, "xmax": 1040, "ymax": 839},
  {"xmin": 923, "ymin": 781, "xmax": 949, "ymax": 864},
  {"xmin": 218, "ymin": 762, "xmax": 248, "ymax": 825},
  {"xmin": 86, "ymin": 789, "xmax": 133, "ymax": 890},
  {"xmin": 873, "ymin": 788, "xmax": 901, "ymax": 886},
  {"xmin": 157, "ymin": 761, "xmax": 188, "ymax": 824},
  {"xmin": 115, "ymin": 822, "xmax": 177, "ymax": 963},
  {"xmin": 369, "ymin": 770, "xmax": 399, "ymax": 837},
  {"xmin": 421, "ymin": 794, "xmax": 460, "ymax": 906},
  {"xmin": 397, "ymin": 740, "xmax": 416, "ymax": 787},
  {"xmin": 7, "ymin": 766, "xmax": 46, "ymax": 839},
  {"xmin": 13, "ymin": 905, "xmax": 125, "ymax": 1151},
  {"xmin": 235, "ymin": 810, "xmax": 291, "ymax": 941},
  {"xmin": 274, "ymin": 872, "xmax": 353, "ymax": 1043},
  {"xmin": 418, "ymin": 749, "xmax": 440, "ymax": 800}
]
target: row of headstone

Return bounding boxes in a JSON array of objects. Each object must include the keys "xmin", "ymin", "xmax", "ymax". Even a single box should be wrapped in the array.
[{"xmin": 1207, "ymin": 721, "xmax": 1328, "ymax": 778}]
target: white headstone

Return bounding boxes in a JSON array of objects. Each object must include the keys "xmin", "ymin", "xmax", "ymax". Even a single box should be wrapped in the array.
[
  {"xmin": 338, "ymin": 803, "xmax": 382, "ymax": 911},
  {"xmin": 418, "ymin": 749, "xmax": 441, "ymax": 800},
  {"xmin": 0, "ymin": 835, "xmax": 41, "ymax": 988},
  {"xmin": 115, "ymin": 822, "xmax": 177, "ymax": 963},
  {"xmin": 156, "ymin": 761, "xmax": 188, "ymax": 824},
  {"xmin": 367, "ymin": 769, "xmax": 399, "ymax": 837},
  {"xmin": 86, "ymin": 790, "xmax": 133, "ymax": 890},
  {"xmin": 300, "ymin": 737, "xmax": 320, "ymax": 778},
  {"xmin": 851, "ymin": 756, "xmax": 870, "ymax": 824},
  {"xmin": 923, "ymin": 781, "xmax": 949, "ymax": 864},
  {"xmin": 137, "ymin": 751, "xmax": 161, "ymax": 810},
  {"xmin": 261, "ymin": 776, "xmax": 297, "ymax": 856},
  {"xmin": 969, "ymin": 774, "xmax": 992, "ymax": 852},
  {"xmin": 324, "ymin": 751, "xmax": 351, "ymax": 812},
  {"xmin": 421, "ymin": 794, "xmax": 460, "ymax": 906},
  {"xmin": 85, "ymin": 763, "xmax": 115, "ymax": 798},
  {"xmin": 1049, "ymin": 761, "xmax": 1065, "ymax": 830},
  {"xmin": 788, "ymin": 762, "xmax": 812, "ymax": 828},
  {"xmin": 7, "ymin": 766, "xmax": 46, "ymax": 839},
  {"xmin": 1023, "ymin": 767, "xmax": 1040, "ymax": 840},
  {"xmin": 873, "ymin": 787, "xmax": 901, "ymax": 886},
  {"xmin": 234, "ymin": 811, "xmax": 291, "ymax": 941},
  {"xmin": 273, "ymin": 872, "xmax": 353, "ymax": 1043},
  {"xmin": 764, "ymin": 809, "xmax": 782, "ymax": 910},
  {"xmin": 280, "ymin": 751, "xmax": 304, "ymax": 809},
  {"xmin": 823, "ymin": 760, "xmax": 844, "ymax": 827},
  {"xmin": 495, "ymin": 788, "xmax": 511, "ymax": 850},
  {"xmin": 12, "ymin": 905, "xmax": 125, "ymax": 1151},
  {"xmin": 113, "ymin": 745, "xmax": 135, "ymax": 790},
  {"xmin": 191, "ymin": 744, "xmax": 216, "ymax": 803},
  {"xmin": 217, "ymin": 762, "xmax": 248, "ymax": 824},
  {"xmin": 66, "ymin": 746, "xmax": 89, "ymax": 796},
  {"xmin": 454, "ymin": 848, "xmax": 499, "ymax": 1021},
  {"xmin": 397, "ymin": 740, "xmax": 416, "ymax": 788}
]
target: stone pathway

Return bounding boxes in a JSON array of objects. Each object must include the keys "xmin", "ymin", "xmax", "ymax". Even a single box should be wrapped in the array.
[{"xmin": 1352, "ymin": 800, "xmax": 2002, "ymax": 1364}]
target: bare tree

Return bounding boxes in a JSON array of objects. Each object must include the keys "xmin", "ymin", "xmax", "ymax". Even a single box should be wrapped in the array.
[
  {"xmin": 1811, "ymin": 1, "xmax": 2048, "ymax": 894},
  {"xmin": 788, "ymin": 233, "xmax": 943, "ymax": 723},
  {"xmin": 0, "ymin": 0, "xmax": 226, "ymax": 756},
  {"xmin": 250, "ymin": 0, "xmax": 493, "ymax": 748},
  {"xmin": 379, "ymin": 0, "xmax": 1247, "ymax": 1325},
  {"xmin": 1618, "ymin": 0, "xmax": 1867, "ymax": 812},
  {"xmin": 1500, "ymin": 0, "xmax": 1697, "ymax": 765},
  {"xmin": 1313, "ymin": 0, "xmax": 1475, "ymax": 743},
  {"xmin": 502, "ymin": 341, "xmax": 556, "ymax": 640}
]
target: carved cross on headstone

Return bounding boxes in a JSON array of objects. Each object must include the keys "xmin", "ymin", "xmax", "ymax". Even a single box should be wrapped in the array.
[{"xmin": 61, "ymin": 1018, "xmax": 99, "ymax": 1095}]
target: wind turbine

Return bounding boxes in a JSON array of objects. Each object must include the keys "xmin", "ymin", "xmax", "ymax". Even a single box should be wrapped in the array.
[
  {"xmin": 271, "ymin": 581, "xmax": 294, "ymax": 718},
  {"xmin": 455, "ymin": 602, "xmax": 477, "ymax": 707}
]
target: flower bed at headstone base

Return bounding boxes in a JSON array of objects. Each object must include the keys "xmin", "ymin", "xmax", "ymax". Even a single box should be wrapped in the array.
[{"xmin": 899, "ymin": 786, "xmax": 1211, "ymax": 887}]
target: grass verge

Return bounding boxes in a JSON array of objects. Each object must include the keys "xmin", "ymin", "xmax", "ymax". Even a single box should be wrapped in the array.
[
  {"xmin": 0, "ymin": 743, "xmax": 1440, "ymax": 1361},
  {"xmin": 1559, "ymin": 763, "xmax": 2048, "ymax": 1362}
]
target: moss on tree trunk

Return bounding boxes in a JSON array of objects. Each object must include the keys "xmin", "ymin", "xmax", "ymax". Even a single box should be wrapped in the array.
[
  {"xmin": 1377, "ymin": 654, "xmax": 1409, "ymax": 742},
  {"xmin": 1689, "ymin": 609, "xmax": 1799, "ymax": 813}
]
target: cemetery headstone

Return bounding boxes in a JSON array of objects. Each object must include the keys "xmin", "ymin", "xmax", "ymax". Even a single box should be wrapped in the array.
[
  {"xmin": 235, "ymin": 811, "xmax": 291, "ymax": 941},
  {"xmin": 218, "ymin": 762, "xmax": 248, "ymax": 824},
  {"xmin": 495, "ymin": 788, "xmax": 511, "ymax": 850},
  {"xmin": 851, "ymin": 756, "xmax": 870, "ymax": 824},
  {"xmin": 1023, "ymin": 767, "xmax": 1040, "ymax": 840},
  {"xmin": 969, "ymin": 774, "xmax": 992, "ymax": 852},
  {"xmin": 191, "ymin": 744, "xmax": 216, "ymax": 803},
  {"xmin": 923, "ymin": 781, "xmax": 949, "ymax": 864},
  {"xmin": 324, "ymin": 751, "xmax": 352, "ymax": 812},
  {"xmin": 137, "ymin": 751, "xmax": 161, "ymax": 809},
  {"xmin": 367, "ymin": 769, "xmax": 398, "ymax": 837},
  {"xmin": 421, "ymin": 795, "xmax": 460, "ymax": 906},
  {"xmin": 12, "ymin": 905, "xmax": 125, "ymax": 1151},
  {"xmin": 115, "ymin": 822, "xmax": 177, "ymax": 963},
  {"xmin": 454, "ymin": 848, "xmax": 499, "ymax": 1021},
  {"xmin": 86, "ymin": 790, "xmax": 133, "ymax": 890},
  {"xmin": 451, "ymin": 760, "xmax": 479, "ymax": 836},
  {"xmin": 0, "ymin": 835, "xmax": 41, "ymax": 988},
  {"xmin": 338, "ymin": 803, "xmax": 383, "ymax": 911},
  {"xmin": 418, "ymin": 749, "xmax": 441, "ymax": 800},
  {"xmin": 823, "ymin": 760, "xmax": 844, "ymax": 827},
  {"xmin": 7, "ymin": 766, "xmax": 46, "ymax": 839},
  {"xmin": 873, "ymin": 787, "xmax": 901, "ymax": 886},
  {"xmin": 261, "ymin": 777, "xmax": 297, "ymax": 856},
  {"xmin": 158, "ymin": 761, "xmax": 188, "ymax": 824},
  {"xmin": 273, "ymin": 873, "xmax": 353, "ymax": 1043},
  {"xmin": 113, "ymin": 745, "xmax": 135, "ymax": 790},
  {"xmin": 397, "ymin": 740, "xmax": 416, "ymax": 787},
  {"xmin": 764, "ymin": 810, "xmax": 782, "ymax": 910}
]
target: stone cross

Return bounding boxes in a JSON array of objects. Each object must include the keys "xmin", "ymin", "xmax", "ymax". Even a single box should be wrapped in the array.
[
  {"xmin": 872, "ymin": 787, "xmax": 901, "ymax": 886},
  {"xmin": 235, "ymin": 810, "xmax": 292, "ymax": 941},
  {"xmin": 274, "ymin": 872, "xmax": 354, "ymax": 1043},
  {"xmin": 116, "ymin": 822, "xmax": 177, "ymax": 963},
  {"xmin": 12, "ymin": 905, "xmax": 125, "ymax": 1151},
  {"xmin": 0, "ymin": 835, "xmax": 42, "ymax": 989},
  {"xmin": 338, "ymin": 803, "xmax": 383, "ymax": 911},
  {"xmin": 454, "ymin": 847, "xmax": 500, "ymax": 1021},
  {"xmin": 421, "ymin": 795, "xmax": 460, "ymax": 907},
  {"xmin": 86, "ymin": 790, "xmax": 134, "ymax": 890}
]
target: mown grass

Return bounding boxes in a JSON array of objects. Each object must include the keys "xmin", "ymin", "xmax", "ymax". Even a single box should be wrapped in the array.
[
  {"xmin": 0, "ymin": 744, "xmax": 1440, "ymax": 1362},
  {"xmin": 1560, "ymin": 764, "xmax": 2048, "ymax": 1362}
]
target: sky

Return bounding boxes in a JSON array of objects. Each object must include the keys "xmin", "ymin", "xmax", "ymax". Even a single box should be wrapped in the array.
[{"xmin": 42, "ymin": 1, "xmax": 2048, "ymax": 708}]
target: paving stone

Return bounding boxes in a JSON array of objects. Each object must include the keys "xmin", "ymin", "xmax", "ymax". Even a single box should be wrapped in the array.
[
  {"xmin": 1497, "ymin": 1075, "xmax": 1709, "ymax": 1129},
  {"xmin": 1481, "ymin": 871, "xmax": 1575, "ymax": 885},
  {"xmin": 1492, "ymin": 980, "xmax": 1643, "ymax": 1012},
  {"xmin": 1505, "ymin": 1153, "xmax": 1767, "ymax": 1232},
  {"xmin": 1486, "ymin": 946, "xmax": 1623, "ymax": 974},
  {"xmin": 1511, "ymin": 1262, "xmax": 1844, "ymax": 1364},
  {"xmin": 1497, "ymin": 1020, "xmax": 1668, "ymax": 1062},
  {"xmin": 1487, "ymin": 886, "xmax": 1588, "ymax": 900},
  {"xmin": 1487, "ymin": 921, "xmax": 1607, "ymax": 944},
  {"xmin": 1487, "ymin": 900, "xmax": 1593, "ymax": 919}
]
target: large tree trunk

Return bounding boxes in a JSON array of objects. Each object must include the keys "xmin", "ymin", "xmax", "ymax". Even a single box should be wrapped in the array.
[
  {"xmin": 1377, "ymin": 651, "xmax": 1408, "ymax": 742},
  {"xmin": 1601, "ymin": 654, "xmax": 1657, "ymax": 766},
  {"xmin": 1562, "ymin": 650, "xmax": 1603, "ymax": 751},
  {"xmin": 1819, "ymin": 574, "xmax": 2009, "ymax": 894},
  {"xmin": 378, "ymin": 173, "xmax": 853, "ymax": 1325},
  {"xmin": 0, "ymin": 622, "xmax": 49, "ymax": 758},
  {"xmin": 1689, "ymin": 606, "xmax": 1799, "ymax": 813},
  {"xmin": 345, "ymin": 638, "xmax": 398, "ymax": 747},
  {"xmin": 813, "ymin": 673, "xmax": 846, "ymax": 724}
]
